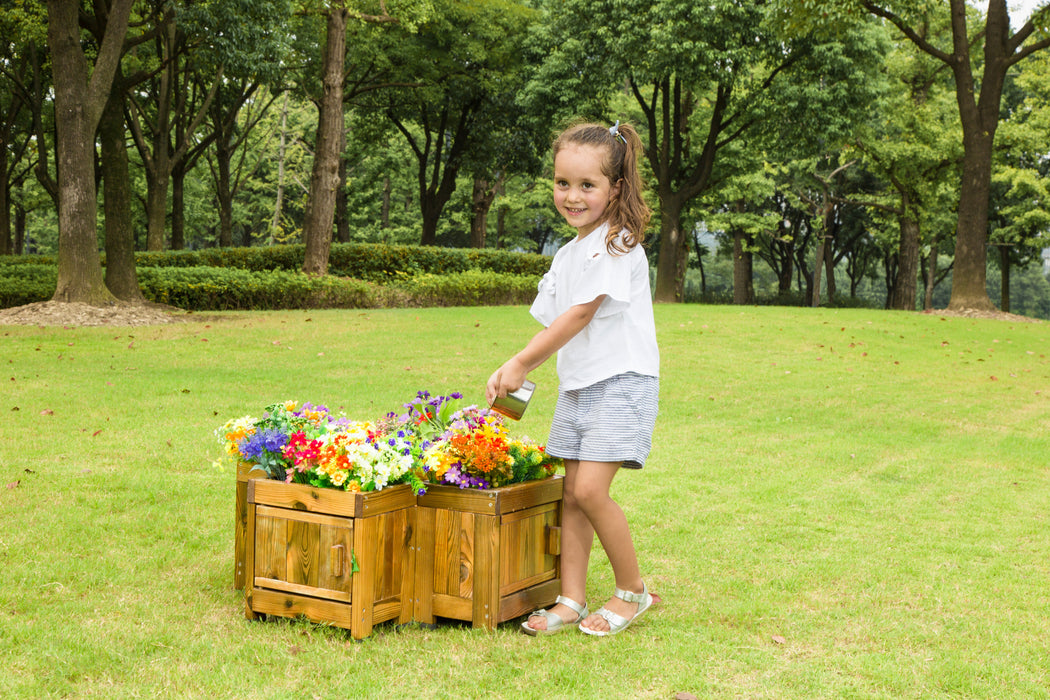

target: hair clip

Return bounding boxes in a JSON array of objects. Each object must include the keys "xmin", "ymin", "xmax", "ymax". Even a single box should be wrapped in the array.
[{"xmin": 609, "ymin": 120, "xmax": 627, "ymax": 145}]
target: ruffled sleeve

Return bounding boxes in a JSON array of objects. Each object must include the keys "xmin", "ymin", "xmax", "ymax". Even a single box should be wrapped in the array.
[
  {"xmin": 529, "ymin": 270, "xmax": 559, "ymax": 326},
  {"xmin": 570, "ymin": 233, "xmax": 632, "ymax": 318}
]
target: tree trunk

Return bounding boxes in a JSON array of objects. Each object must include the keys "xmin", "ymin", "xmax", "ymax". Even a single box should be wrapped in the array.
[
  {"xmin": 302, "ymin": 2, "xmax": 348, "ymax": 275},
  {"xmin": 171, "ymin": 161, "xmax": 186, "ymax": 251},
  {"xmin": 14, "ymin": 203, "xmax": 25, "ymax": 255},
  {"xmin": 99, "ymin": 80, "xmax": 144, "ymax": 301},
  {"xmin": 470, "ymin": 176, "xmax": 502, "ymax": 249},
  {"xmin": 944, "ymin": 0, "xmax": 1007, "ymax": 311},
  {"xmin": 732, "ymin": 228, "xmax": 754, "ymax": 305},
  {"xmin": 46, "ymin": 0, "xmax": 132, "ymax": 305},
  {"xmin": 380, "ymin": 177, "xmax": 391, "ymax": 229},
  {"xmin": 889, "ymin": 213, "xmax": 920, "ymax": 310},
  {"xmin": 999, "ymin": 246, "xmax": 1011, "ymax": 313},
  {"xmin": 215, "ymin": 128, "xmax": 234, "ymax": 247},
  {"xmin": 0, "ymin": 160, "xmax": 9, "ymax": 256},
  {"xmin": 653, "ymin": 193, "xmax": 688, "ymax": 302},
  {"xmin": 811, "ymin": 235, "xmax": 826, "ymax": 307},
  {"xmin": 336, "ymin": 151, "xmax": 350, "ymax": 243},
  {"xmin": 144, "ymin": 19, "xmax": 176, "ymax": 252},
  {"xmin": 271, "ymin": 92, "xmax": 289, "ymax": 243},
  {"xmin": 824, "ymin": 229, "xmax": 837, "ymax": 302},
  {"xmin": 924, "ymin": 241, "xmax": 939, "ymax": 310}
]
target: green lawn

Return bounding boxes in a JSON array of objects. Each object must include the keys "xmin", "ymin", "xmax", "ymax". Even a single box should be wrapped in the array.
[{"xmin": 2, "ymin": 305, "xmax": 1048, "ymax": 699}]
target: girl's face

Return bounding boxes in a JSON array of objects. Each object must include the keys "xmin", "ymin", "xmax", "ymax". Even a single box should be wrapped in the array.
[{"xmin": 553, "ymin": 144, "xmax": 620, "ymax": 238}]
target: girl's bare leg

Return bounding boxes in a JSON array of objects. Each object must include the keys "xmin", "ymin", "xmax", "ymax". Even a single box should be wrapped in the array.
[
  {"xmin": 572, "ymin": 460, "xmax": 644, "ymax": 633},
  {"xmin": 524, "ymin": 459, "xmax": 593, "ymax": 631}
]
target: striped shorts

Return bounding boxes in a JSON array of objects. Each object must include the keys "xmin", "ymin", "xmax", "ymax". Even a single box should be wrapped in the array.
[{"xmin": 546, "ymin": 373, "xmax": 659, "ymax": 469}]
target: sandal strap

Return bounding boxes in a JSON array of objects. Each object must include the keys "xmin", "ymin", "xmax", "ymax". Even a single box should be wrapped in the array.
[
  {"xmin": 593, "ymin": 606, "xmax": 630, "ymax": 629},
  {"xmin": 613, "ymin": 583, "xmax": 648, "ymax": 605},
  {"xmin": 554, "ymin": 595, "xmax": 588, "ymax": 618}
]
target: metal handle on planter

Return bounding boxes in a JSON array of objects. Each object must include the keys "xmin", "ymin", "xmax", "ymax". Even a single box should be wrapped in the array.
[{"xmin": 331, "ymin": 544, "xmax": 345, "ymax": 577}]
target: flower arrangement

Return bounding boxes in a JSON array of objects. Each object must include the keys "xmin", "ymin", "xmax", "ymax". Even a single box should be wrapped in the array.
[{"xmin": 216, "ymin": 392, "xmax": 560, "ymax": 493}]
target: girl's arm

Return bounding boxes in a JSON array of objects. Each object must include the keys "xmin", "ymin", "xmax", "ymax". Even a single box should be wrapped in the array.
[{"xmin": 486, "ymin": 295, "xmax": 605, "ymax": 404}]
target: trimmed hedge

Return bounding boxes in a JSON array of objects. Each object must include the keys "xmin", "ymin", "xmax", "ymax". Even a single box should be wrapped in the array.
[
  {"xmin": 128, "ymin": 242, "xmax": 552, "ymax": 279},
  {"xmin": 0, "ymin": 243, "xmax": 549, "ymax": 311},
  {"xmin": 0, "ymin": 260, "xmax": 541, "ymax": 311},
  {"xmin": 391, "ymin": 270, "xmax": 539, "ymax": 307},
  {"xmin": 0, "ymin": 264, "xmax": 57, "ymax": 308},
  {"xmin": 136, "ymin": 267, "xmax": 379, "ymax": 310}
]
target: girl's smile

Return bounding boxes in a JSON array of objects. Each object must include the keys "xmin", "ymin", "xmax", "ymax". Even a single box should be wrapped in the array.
[{"xmin": 553, "ymin": 144, "xmax": 620, "ymax": 238}]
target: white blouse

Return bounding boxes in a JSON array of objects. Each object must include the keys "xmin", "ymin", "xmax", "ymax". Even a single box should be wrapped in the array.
[{"xmin": 530, "ymin": 223, "xmax": 660, "ymax": 391}]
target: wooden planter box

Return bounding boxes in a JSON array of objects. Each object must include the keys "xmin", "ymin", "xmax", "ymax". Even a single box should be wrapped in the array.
[
  {"xmin": 413, "ymin": 476, "xmax": 563, "ymax": 630},
  {"xmin": 243, "ymin": 479, "xmax": 415, "ymax": 640}
]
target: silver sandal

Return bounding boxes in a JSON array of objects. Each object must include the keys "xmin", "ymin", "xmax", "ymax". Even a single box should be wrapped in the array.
[
  {"xmin": 520, "ymin": 595, "xmax": 589, "ymax": 636},
  {"xmin": 579, "ymin": 583, "xmax": 653, "ymax": 637}
]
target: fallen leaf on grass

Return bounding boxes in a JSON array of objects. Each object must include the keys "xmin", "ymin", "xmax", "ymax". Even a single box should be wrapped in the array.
[
  {"xmin": 40, "ymin": 409, "xmax": 54, "ymax": 416},
  {"xmin": 772, "ymin": 634, "xmax": 787, "ymax": 645},
  {"xmin": 6, "ymin": 481, "xmax": 19, "ymax": 489},
  {"xmin": 675, "ymin": 693, "xmax": 699, "ymax": 700}
]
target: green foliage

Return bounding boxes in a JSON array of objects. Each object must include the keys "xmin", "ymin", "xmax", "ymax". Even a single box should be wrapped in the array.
[
  {"xmin": 390, "ymin": 269, "xmax": 539, "ymax": 307},
  {"xmin": 127, "ymin": 242, "xmax": 552, "ymax": 278},
  {"xmin": 0, "ymin": 247, "xmax": 547, "ymax": 311},
  {"xmin": 136, "ymin": 267, "xmax": 377, "ymax": 310},
  {"xmin": 0, "ymin": 262, "xmax": 55, "ymax": 307}
]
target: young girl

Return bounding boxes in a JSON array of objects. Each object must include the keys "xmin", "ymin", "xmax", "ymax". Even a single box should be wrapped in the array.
[{"xmin": 485, "ymin": 121, "xmax": 659, "ymax": 636}]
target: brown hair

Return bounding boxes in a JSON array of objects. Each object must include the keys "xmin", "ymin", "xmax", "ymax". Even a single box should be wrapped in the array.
[{"xmin": 552, "ymin": 121, "xmax": 651, "ymax": 254}]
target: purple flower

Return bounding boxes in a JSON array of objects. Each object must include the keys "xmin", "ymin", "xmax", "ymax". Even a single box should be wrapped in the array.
[{"xmin": 239, "ymin": 428, "xmax": 288, "ymax": 459}]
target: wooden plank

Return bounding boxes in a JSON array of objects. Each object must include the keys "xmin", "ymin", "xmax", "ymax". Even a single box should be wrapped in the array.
[
  {"xmin": 417, "ymin": 487, "xmax": 499, "ymax": 514},
  {"xmin": 372, "ymin": 597, "xmax": 405, "ymax": 626},
  {"xmin": 235, "ymin": 465, "xmax": 269, "ymax": 589},
  {"xmin": 458, "ymin": 512, "xmax": 475, "ymax": 599},
  {"xmin": 249, "ymin": 479, "xmax": 360, "ymax": 517},
  {"xmin": 247, "ymin": 588, "xmax": 354, "ymax": 631},
  {"xmin": 497, "ymin": 578, "xmax": 560, "ymax": 624},
  {"xmin": 499, "ymin": 569, "xmax": 556, "ymax": 598},
  {"xmin": 488, "ymin": 477, "xmax": 563, "ymax": 516},
  {"xmin": 255, "ymin": 504, "xmax": 352, "ymax": 529},
  {"xmin": 351, "ymin": 515, "xmax": 379, "ymax": 639},
  {"xmin": 431, "ymin": 508, "xmax": 458, "ymax": 597},
  {"xmin": 254, "ymin": 512, "xmax": 287, "ymax": 582},
  {"xmin": 358, "ymin": 485, "xmax": 416, "ymax": 514},
  {"xmin": 254, "ymin": 576, "xmax": 351, "ymax": 603},
  {"xmin": 249, "ymin": 480, "xmax": 414, "ymax": 517},
  {"xmin": 472, "ymin": 514, "xmax": 500, "ymax": 630},
  {"xmin": 399, "ymin": 505, "xmax": 416, "ymax": 625},
  {"xmin": 414, "ymin": 507, "xmax": 436, "ymax": 624},
  {"xmin": 244, "ymin": 502, "xmax": 260, "ymax": 620},
  {"xmin": 499, "ymin": 501, "xmax": 558, "ymax": 525},
  {"xmin": 234, "ymin": 479, "xmax": 248, "ymax": 590},
  {"xmin": 285, "ymin": 517, "xmax": 320, "ymax": 589},
  {"xmin": 432, "ymin": 593, "xmax": 472, "ymax": 621}
]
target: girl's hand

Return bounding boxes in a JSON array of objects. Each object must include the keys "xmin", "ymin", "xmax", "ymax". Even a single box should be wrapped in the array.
[{"xmin": 486, "ymin": 358, "xmax": 528, "ymax": 405}]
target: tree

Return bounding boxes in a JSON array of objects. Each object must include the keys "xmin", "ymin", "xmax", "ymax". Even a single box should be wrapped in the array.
[
  {"xmin": 844, "ymin": 20, "xmax": 961, "ymax": 311},
  {"xmin": 46, "ymin": 0, "xmax": 133, "ymax": 305},
  {"xmin": 857, "ymin": 0, "xmax": 1050, "ymax": 311}
]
